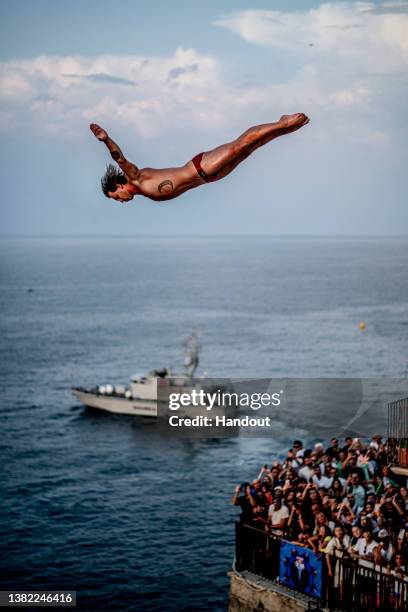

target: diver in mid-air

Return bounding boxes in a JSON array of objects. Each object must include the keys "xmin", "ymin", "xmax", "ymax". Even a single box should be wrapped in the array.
[{"xmin": 90, "ymin": 113, "xmax": 309, "ymax": 203}]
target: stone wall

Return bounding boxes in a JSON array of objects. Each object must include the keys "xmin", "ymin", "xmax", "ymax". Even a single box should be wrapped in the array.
[{"xmin": 229, "ymin": 571, "xmax": 313, "ymax": 612}]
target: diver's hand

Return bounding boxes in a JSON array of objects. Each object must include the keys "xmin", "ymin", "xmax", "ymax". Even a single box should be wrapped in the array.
[{"xmin": 90, "ymin": 123, "xmax": 108, "ymax": 142}]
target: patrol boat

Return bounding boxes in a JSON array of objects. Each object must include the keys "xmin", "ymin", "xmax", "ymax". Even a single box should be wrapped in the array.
[{"xmin": 71, "ymin": 331, "xmax": 226, "ymax": 417}]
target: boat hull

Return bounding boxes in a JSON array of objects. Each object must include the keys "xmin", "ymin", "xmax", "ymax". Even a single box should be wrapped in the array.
[
  {"xmin": 72, "ymin": 388, "xmax": 236, "ymax": 419},
  {"xmin": 72, "ymin": 389, "xmax": 158, "ymax": 417}
]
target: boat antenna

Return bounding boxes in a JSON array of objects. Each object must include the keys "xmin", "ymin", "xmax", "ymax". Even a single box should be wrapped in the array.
[{"xmin": 182, "ymin": 329, "xmax": 200, "ymax": 378}]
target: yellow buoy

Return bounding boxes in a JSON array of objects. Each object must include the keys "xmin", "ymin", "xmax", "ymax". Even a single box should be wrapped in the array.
[{"xmin": 359, "ymin": 321, "xmax": 366, "ymax": 331}]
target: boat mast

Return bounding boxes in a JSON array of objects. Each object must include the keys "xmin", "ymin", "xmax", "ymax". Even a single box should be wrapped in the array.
[{"xmin": 182, "ymin": 329, "xmax": 200, "ymax": 378}]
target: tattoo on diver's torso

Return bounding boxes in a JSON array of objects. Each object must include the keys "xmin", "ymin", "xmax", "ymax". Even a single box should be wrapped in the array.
[{"xmin": 158, "ymin": 179, "xmax": 174, "ymax": 194}]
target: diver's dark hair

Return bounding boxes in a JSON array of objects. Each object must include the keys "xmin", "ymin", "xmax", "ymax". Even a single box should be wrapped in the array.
[{"xmin": 101, "ymin": 164, "xmax": 127, "ymax": 197}]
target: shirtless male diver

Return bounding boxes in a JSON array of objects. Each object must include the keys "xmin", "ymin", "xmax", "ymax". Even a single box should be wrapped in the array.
[{"xmin": 90, "ymin": 113, "xmax": 309, "ymax": 203}]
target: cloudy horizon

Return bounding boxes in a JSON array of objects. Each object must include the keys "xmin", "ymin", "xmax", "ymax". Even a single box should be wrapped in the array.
[{"xmin": 1, "ymin": 0, "xmax": 407, "ymax": 236}]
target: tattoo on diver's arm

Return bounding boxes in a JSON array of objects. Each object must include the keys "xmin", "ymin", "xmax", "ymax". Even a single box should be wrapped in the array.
[
  {"xmin": 158, "ymin": 179, "xmax": 174, "ymax": 194},
  {"xmin": 111, "ymin": 150, "xmax": 121, "ymax": 161}
]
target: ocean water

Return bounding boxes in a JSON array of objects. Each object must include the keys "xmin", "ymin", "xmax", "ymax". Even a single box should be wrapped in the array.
[{"xmin": 1, "ymin": 237, "xmax": 408, "ymax": 611}]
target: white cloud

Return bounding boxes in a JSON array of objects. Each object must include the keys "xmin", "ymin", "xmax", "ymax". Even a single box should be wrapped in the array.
[
  {"xmin": 0, "ymin": 4, "xmax": 407, "ymax": 149},
  {"xmin": 329, "ymin": 87, "xmax": 371, "ymax": 107},
  {"xmin": 215, "ymin": 2, "xmax": 408, "ymax": 73},
  {"xmin": 0, "ymin": 48, "xmax": 230, "ymax": 139},
  {"xmin": 213, "ymin": 2, "xmax": 408, "ymax": 146},
  {"xmin": 0, "ymin": 47, "xmax": 326, "ymax": 140}
]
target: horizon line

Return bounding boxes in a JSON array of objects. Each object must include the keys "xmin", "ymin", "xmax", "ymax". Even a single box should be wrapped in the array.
[{"xmin": 1, "ymin": 233, "xmax": 408, "ymax": 240}]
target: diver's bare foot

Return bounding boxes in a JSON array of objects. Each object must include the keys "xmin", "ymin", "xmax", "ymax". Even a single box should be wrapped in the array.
[{"xmin": 279, "ymin": 113, "xmax": 310, "ymax": 133}]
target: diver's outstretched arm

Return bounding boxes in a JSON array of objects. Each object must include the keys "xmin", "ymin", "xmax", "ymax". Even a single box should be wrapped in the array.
[{"xmin": 89, "ymin": 123, "xmax": 140, "ymax": 180}]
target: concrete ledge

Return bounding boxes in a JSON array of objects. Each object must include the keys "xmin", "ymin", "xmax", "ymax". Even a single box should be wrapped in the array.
[{"xmin": 229, "ymin": 570, "xmax": 321, "ymax": 612}]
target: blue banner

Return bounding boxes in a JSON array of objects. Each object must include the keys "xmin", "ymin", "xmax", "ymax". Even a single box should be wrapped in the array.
[{"xmin": 279, "ymin": 541, "xmax": 323, "ymax": 598}]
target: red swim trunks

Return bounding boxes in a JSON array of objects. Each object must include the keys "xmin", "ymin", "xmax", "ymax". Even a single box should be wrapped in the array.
[{"xmin": 191, "ymin": 152, "xmax": 217, "ymax": 183}]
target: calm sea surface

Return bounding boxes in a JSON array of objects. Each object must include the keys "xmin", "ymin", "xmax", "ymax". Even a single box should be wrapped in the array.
[{"xmin": 1, "ymin": 237, "xmax": 408, "ymax": 611}]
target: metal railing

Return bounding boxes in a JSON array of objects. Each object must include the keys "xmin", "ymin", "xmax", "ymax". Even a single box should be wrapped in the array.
[
  {"xmin": 235, "ymin": 522, "xmax": 280, "ymax": 580},
  {"xmin": 388, "ymin": 397, "xmax": 408, "ymax": 468},
  {"xmin": 326, "ymin": 552, "xmax": 408, "ymax": 611},
  {"xmin": 234, "ymin": 522, "xmax": 408, "ymax": 611}
]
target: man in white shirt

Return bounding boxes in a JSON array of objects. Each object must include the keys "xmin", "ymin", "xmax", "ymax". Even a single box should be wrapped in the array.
[
  {"xmin": 349, "ymin": 525, "xmax": 364, "ymax": 558},
  {"xmin": 326, "ymin": 526, "xmax": 351, "ymax": 557},
  {"xmin": 268, "ymin": 498, "xmax": 289, "ymax": 536},
  {"xmin": 311, "ymin": 465, "xmax": 331, "ymax": 490},
  {"xmin": 354, "ymin": 530, "xmax": 379, "ymax": 561},
  {"xmin": 326, "ymin": 526, "xmax": 351, "ymax": 582},
  {"xmin": 375, "ymin": 529, "xmax": 394, "ymax": 564},
  {"xmin": 298, "ymin": 456, "xmax": 314, "ymax": 483},
  {"xmin": 293, "ymin": 440, "xmax": 305, "ymax": 462}
]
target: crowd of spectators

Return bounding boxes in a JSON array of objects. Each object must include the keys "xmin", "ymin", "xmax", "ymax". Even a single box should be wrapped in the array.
[{"xmin": 232, "ymin": 436, "xmax": 408, "ymax": 579}]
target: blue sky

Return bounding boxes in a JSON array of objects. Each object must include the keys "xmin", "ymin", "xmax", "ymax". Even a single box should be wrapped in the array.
[{"xmin": 1, "ymin": 0, "xmax": 407, "ymax": 235}]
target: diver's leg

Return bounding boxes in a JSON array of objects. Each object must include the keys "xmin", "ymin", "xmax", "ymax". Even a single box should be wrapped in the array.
[{"xmin": 200, "ymin": 113, "xmax": 309, "ymax": 181}]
